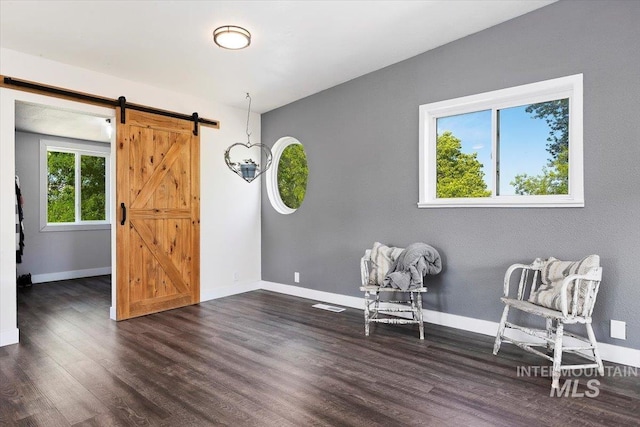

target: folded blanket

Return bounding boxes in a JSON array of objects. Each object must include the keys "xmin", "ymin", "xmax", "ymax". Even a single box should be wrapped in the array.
[{"xmin": 383, "ymin": 243, "xmax": 442, "ymax": 290}]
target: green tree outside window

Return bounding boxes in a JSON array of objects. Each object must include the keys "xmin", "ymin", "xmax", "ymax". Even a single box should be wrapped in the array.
[
  {"xmin": 47, "ymin": 151, "xmax": 76, "ymax": 222},
  {"xmin": 277, "ymin": 144, "xmax": 308, "ymax": 209},
  {"xmin": 80, "ymin": 155, "xmax": 106, "ymax": 220},
  {"xmin": 511, "ymin": 99, "xmax": 569, "ymax": 195},
  {"xmin": 436, "ymin": 131, "xmax": 491, "ymax": 198},
  {"xmin": 47, "ymin": 150, "xmax": 107, "ymax": 223}
]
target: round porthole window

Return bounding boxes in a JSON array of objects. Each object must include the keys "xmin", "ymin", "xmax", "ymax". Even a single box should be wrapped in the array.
[{"xmin": 266, "ymin": 136, "xmax": 308, "ymax": 214}]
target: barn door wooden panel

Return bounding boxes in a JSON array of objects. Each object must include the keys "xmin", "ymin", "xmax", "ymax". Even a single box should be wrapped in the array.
[{"xmin": 116, "ymin": 109, "xmax": 199, "ymax": 320}]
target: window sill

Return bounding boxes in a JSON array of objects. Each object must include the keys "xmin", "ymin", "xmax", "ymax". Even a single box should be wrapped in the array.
[
  {"xmin": 418, "ymin": 197, "xmax": 584, "ymax": 208},
  {"xmin": 41, "ymin": 223, "xmax": 111, "ymax": 232}
]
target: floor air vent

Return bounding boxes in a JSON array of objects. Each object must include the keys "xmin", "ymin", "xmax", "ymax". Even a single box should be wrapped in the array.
[{"xmin": 312, "ymin": 303, "xmax": 345, "ymax": 313}]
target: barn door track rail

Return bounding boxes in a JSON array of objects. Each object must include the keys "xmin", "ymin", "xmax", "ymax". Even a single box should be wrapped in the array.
[{"xmin": 1, "ymin": 75, "xmax": 219, "ymax": 135}]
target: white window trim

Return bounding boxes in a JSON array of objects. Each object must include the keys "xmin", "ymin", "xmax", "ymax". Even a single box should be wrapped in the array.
[
  {"xmin": 266, "ymin": 136, "xmax": 303, "ymax": 215},
  {"xmin": 40, "ymin": 139, "xmax": 111, "ymax": 231},
  {"xmin": 418, "ymin": 74, "xmax": 584, "ymax": 208}
]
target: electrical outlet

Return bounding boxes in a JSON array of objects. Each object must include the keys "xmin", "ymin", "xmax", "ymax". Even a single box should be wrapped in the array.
[
  {"xmin": 233, "ymin": 272, "xmax": 239, "ymax": 282},
  {"xmin": 610, "ymin": 320, "xmax": 626, "ymax": 340},
  {"xmin": 294, "ymin": 272, "xmax": 300, "ymax": 283}
]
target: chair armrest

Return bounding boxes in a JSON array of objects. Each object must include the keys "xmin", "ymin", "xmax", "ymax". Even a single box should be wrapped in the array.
[
  {"xmin": 558, "ymin": 267, "xmax": 603, "ymax": 317},
  {"xmin": 503, "ymin": 258, "xmax": 544, "ymax": 299},
  {"xmin": 503, "ymin": 263, "xmax": 530, "ymax": 298},
  {"xmin": 361, "ymin": 250, "xmax": 372, "ymax": 287}
]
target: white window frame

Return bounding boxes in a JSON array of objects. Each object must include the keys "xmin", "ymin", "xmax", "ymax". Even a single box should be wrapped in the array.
[
  {"xmin": 266, "ymin": 136, "xmax": 304, "ymax": 215},
  {"xmin": 418, "ymin": 74, "xmax": 583, "ymax": 208},
  {"xmin": 40, "ymin": 139, "xmax": 111, "ymax": 231}
]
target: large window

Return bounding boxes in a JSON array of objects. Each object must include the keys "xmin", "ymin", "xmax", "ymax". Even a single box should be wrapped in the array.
[
  {"xmin": 40, "ymin": 139, "xmax": 110, "ymax": 230},
  {"xmin": 419, "ymin": 74, "xmax": 583, "ymax": 207}
]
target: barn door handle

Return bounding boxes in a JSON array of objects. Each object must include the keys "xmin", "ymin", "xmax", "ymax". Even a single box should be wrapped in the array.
[{"xmin": 120, "ymin": 203, "xmax": 127, "ymax": 225}]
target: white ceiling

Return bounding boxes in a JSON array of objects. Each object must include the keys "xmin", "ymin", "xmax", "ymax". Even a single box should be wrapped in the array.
[
  {"xmin": 1, "ymin": 1, "xmax": 555, "ymax": 113},
  {"xmin": 15, "ymin": 102, "xmax": 113, "ymax": 143}
]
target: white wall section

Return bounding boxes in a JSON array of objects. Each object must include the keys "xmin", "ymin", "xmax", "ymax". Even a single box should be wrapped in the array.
[{"xmin": 0, "ymin": 48, "xmax": 262, "ymax": 345}]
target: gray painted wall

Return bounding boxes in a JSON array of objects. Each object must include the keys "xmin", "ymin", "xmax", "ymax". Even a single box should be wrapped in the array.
[
  {"xmin": 15, "ymin": 131, "xmax": 111, "ymax": 280},
  {"xmin": 262, "ymin": 0, "xmax": 640, "ymax": 349}
]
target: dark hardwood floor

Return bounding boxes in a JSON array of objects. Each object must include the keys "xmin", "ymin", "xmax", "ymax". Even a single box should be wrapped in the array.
[{"xmin": 1, "ymin": 277, "xmax": 638, "ymax": 426}]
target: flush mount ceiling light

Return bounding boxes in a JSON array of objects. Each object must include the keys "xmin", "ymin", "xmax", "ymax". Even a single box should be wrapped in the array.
[{"xmin": 213, "ymin": 25, "xmax": 251, "ymax": 50}]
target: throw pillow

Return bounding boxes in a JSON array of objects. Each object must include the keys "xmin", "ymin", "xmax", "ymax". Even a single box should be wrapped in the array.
[
  {"xmin": 528, "ymin": 255, "xmax": 600, "ymax": 314},
  {"xmin": 368, "ymin": 242, "xmax": 404, "ymax": 286}
]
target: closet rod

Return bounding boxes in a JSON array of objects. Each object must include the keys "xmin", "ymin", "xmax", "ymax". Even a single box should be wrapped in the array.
[{"xmin": 1, "ymin": 75, "xmax": 220, "ymax": 130}]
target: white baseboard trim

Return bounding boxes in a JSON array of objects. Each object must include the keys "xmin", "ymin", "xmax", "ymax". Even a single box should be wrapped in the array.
[
  {"xmin": 104, "ymin": 282, "xmax": 261, "ymax": 323},
  {"xmin": 31, "ymin": 267, "xmax": 112, "ymax": 284},
  {"xmin": 200, "ymin": 281, "xmax": 262, "ymax": 303},
  {"xmin": 258, "ymin": 280, "xmax": 364, "ymax": 309},
  {"xmin": 0, "ymin": 328, "xmax": 19, "ymax": 346},
  {"xmin": 255, "ymin": 281, "xmax": 640, "ymax": 368},
  {"xmin": 598, "ymin": 342, "xmax": 640, "ymax": 368}
]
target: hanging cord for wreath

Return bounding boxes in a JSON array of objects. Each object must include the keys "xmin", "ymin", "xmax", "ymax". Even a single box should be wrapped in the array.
[
  {"xmin": 223, "ymin": 92, "xmax": 273, "ymax": 183},
  {"xmin": 245, "ymin": 93, "xmax": 252, "ymax": 143}
]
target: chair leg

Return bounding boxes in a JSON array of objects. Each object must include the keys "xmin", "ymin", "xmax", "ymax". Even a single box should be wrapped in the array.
[
  {"xmin": 409, "ymin": 291, "xmax": 416, "ymax": 319},
  {"xmin": 546, "ymin": 318, "xmax": 554, "ymax": 354},
  {"xmin": 493, "ymin": 305, "xmax": 510, "ymax": 355},
  {"xmin": 586, "ymin": 322, "xmax": 604, "ymax": 376},
  {"xmin": 363, "ymin": 290, "xmax": 371, "ymax": 336},
  {"xmin": 416, "ymin": 291, "xmax": 424, "ymax": 340},
  {"xmin": 551, "ymin": 323, "xmax": 564, "ymax": 389}
]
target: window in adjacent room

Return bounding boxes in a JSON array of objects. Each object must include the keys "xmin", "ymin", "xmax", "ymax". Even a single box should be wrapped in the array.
[
  {"xmin": 40, "ymin": 139, "xmax": 110, "ymax": 230},
  {"xmin": 266, "ymin": 136, "xmax": 308, "ymax": 214},
  {"xmin": 418, "ymin": 74, "xmax": 583, "ymax": 208}
]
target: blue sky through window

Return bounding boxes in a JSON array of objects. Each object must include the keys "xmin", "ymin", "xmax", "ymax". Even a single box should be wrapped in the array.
[{"xmin": 437, "ymin": 103, "xmax": 557, "ymax": 196}]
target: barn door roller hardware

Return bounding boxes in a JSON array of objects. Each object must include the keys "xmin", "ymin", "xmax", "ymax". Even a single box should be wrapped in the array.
[{"xmin": 1, "ymin": 75, "xmax": 219, "ymax": 135}]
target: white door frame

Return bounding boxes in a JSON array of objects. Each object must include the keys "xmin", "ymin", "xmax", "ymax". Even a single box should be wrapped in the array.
[{"xmin": 0, "ymin": 88, "xmax": 117, "ymax": 346}]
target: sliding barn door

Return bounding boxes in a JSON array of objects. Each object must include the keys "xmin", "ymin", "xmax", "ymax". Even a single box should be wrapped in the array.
[{"xmin": 116, "ymin": 109, "xmax": 200, "ymax": 320}]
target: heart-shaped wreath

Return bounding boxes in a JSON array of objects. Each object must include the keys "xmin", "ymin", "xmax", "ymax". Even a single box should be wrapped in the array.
[
  {"xmin": 224, "ymin": 93, "xmax": 273, "ymax": 183},
  {"xmin": 224, "ymin": 142, "xmax": 273, "ymax": 183}
]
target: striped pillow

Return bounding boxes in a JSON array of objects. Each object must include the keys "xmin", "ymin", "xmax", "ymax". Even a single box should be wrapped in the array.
[
  {"xmin": 528, "ymin": 255, "xmax": 600, "ymax": 314},
  {"xmin": 368, "ymin": 242, "xmax": 404, "ymax": 286}
]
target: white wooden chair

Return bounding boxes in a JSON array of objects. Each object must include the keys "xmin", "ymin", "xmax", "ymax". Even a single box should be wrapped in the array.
[
  {"xmin": 493, "ymin": 255, "xmax": 604, "ymax": 389},
  {"xmin": 359, "ymin": 249, "xmax": 427, "ymax": 339}
]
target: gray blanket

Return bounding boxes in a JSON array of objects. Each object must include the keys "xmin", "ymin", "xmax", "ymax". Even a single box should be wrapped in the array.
[{"xmin": 383, "ymin": 243, "xmax": 442, "ymax": 290}]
